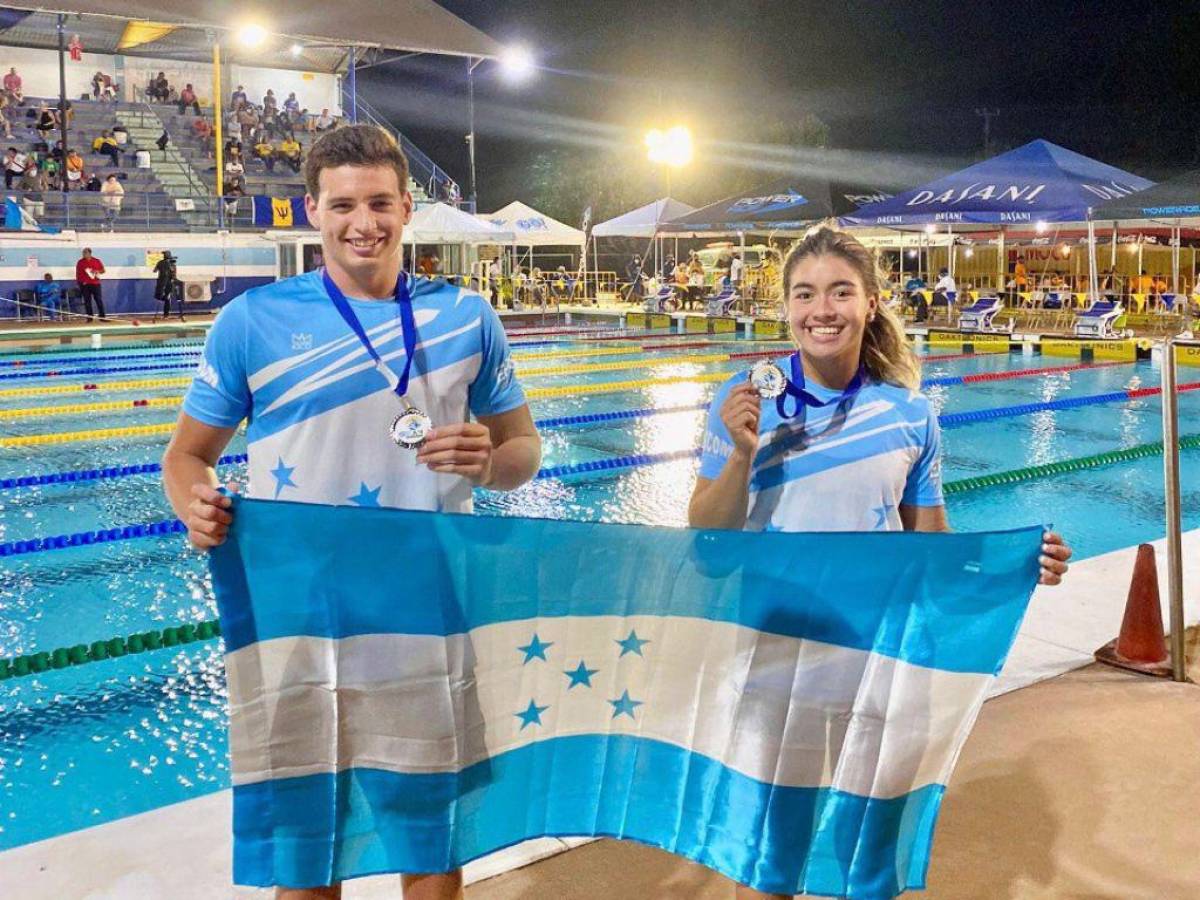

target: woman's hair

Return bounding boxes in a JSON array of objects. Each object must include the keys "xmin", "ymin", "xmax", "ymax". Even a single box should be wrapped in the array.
[{"xmin": 781, "ymin": 225, "xmax": 921, "ymax": 390}]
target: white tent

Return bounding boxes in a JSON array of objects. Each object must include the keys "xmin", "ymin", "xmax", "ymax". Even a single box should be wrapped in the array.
[
  {"xmin": 591, "ymin": 198, "xmax": 695, "ymax": 238},
  {"xmin": 480, "ymin": 202, "xmax": 586, "ymax": 247},
  {"xmin": 408, "ymin": 202, "xmax": 514, "ymax": 244}
]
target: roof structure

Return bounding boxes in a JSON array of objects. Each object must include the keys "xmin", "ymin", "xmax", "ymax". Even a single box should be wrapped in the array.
[{"xmin": 0, "ymin": 2, "xmax": 502, "ymax": 73}]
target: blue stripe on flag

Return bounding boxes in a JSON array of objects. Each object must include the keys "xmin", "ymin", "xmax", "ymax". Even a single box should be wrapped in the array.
[
  {"xmin": 210, "ymin": 498, "xmax": 1041, "ymax": 675},
  {"xmin": 230, "ymin": 734, "xmax": 944, "ymax": 897}
]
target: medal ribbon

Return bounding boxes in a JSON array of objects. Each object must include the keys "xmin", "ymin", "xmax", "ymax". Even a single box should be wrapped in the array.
[
  {"xmin": 322, "ymin": 268, "xmax": 417, "ymax": 403},
  {"xmin": 776, "ymin": 352, "xmax": 866, "ymax": 419}
]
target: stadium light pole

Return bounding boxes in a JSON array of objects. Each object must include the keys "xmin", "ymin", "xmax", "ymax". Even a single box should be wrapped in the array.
[
  {"xmin": 56, "ymin": 13, "xmax": 68, "ymax": 193},
  {"xmin": 466, "ymin": 56, "xmax": 481, "ymax": 212},
  {"xmin": 213, "ymin": 39, "xmax": 223, "ymax": 202}
]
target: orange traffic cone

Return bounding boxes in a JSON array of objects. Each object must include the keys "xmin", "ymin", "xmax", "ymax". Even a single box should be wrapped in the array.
[{"xmin": 1094, "ymin": 543, "xmax": 1172, "ymax": 677}]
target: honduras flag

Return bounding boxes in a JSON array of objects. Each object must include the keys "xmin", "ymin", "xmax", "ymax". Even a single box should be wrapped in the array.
[{"xmin": 211, "ymin": 498, "xmax": 1041, "ymax": 898}]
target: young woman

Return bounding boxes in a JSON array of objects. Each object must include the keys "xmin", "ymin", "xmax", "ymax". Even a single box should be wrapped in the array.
[{"xmin": 689, "ymin": 226, "xmax": 1071, "ymax": 898}]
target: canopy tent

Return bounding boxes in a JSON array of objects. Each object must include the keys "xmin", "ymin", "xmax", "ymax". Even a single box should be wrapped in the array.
[
  {"xmin": 1088, "ymin": 170, "xmax": 1200, "ymax": 223},
  {"xmin": 591, "ymin": 198, "xmax": 695, "ymax": 238},
  {"xmin": 660, "ymin": 177, "xmax": 894, "ymax": 237},
  {"xmin": 481, "ymin": 201, "xmax": 585, "ymax": 247},
  {"xmin": 841, "ymin": 140, "xmax": 1154, "ymax": 228},
  {"xmin": 408, "ymin": 202, "xmax": 513, "ymax": 244},
  {"xmin": 0, "ymin": 1, "xmax": 503, "ymax": 71}
]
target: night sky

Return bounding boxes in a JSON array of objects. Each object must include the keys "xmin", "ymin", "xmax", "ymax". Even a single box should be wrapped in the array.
[{"xmin": 359, "ymin": 0, "xmax": 1200, "ymax": 216}]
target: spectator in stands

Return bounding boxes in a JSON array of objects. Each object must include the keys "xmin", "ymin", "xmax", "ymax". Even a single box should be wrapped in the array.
[
  {"xmin": 283, "ymin": 92, "xmax": 300, "ymax": 116},
  {"xmin": 277, "ymin": 134, "xmax": 302, "ymax": 173},
  {"xmin": 18, "ymin": 161, "xmax": 46, "ymax": 218},
  {"xmin": 35, "ymin": 272, "xmax": 62, "ymax": 320},
  {"xmin": 64, "ymin": 147, "xmax": 84, "ymax": 190},
  {"xmin": 92, "ymin": 71, "xmax": 117, "ymax": 101},
  {"xmin": 178, "ymin": 83, "xmax": 201, "ymax": 116},
  {"xmin": 223, "ymin": 179, "xmax": 245, "ymax": 218},
  {"xmin": 149, "ymin": 71, "xmax": 170, "ymax": 103},
  {"xmin": 4, "ymin": 146, "xmax": 28, "ymax": 189},
  {"xmin": 35, "ymin": 103, "xmax": 57, "ymax": 142},
  {"xmin": 223, "ymin": 136, "xmax": 243, "ymax": 160},
  {"xmin": 0, "ymin": 93, "xmax": 13, "ymax": 139},
  {"xmin": 156, "ymin": 129, "xmax": 170, "ymax": 151},
  {"xmin": 224, "ymin": 155, "xmax": 245, "ymax": 191},
  {"xmin": 253, "ymin": 137, "xmax": 276, "ymax": 172},
  {"xmin": 3, "ymin": 67, "xmax": 22, "ymax": 104},
  {"xmin": 315, "ymin": 108, "xmax": 335, "ymax": 131},
  {"xmin": 112, "ymin": 123, "xmax": 129, "ymax": 147},
  {"xmin": 261, "ymin": 106, "xmax": 283, "ymax": 141},
  {"xmin": 237, "ymin": 104, "xmax": 258, "ymax": 143},
  {"xmin": 192, "ymin": 116, "xmax": 214, "ymax": 157},
  {"xmin": 92, "ymin": 130, "xmax": 120, "ymax": 167},
  {"xmin": 100, "ymin": 174, "xmax": 123, "ymax": 230},
  {"xmin": 75, "ymin": 247, "xmax": 106, "ymax": 321},
  {"xmin": 262, "ymin": 89, "xmax": 277, "ymax": 114},
  {"xmin": 230, "ymin": 84, "xmax": 247, "ymax": 109}
]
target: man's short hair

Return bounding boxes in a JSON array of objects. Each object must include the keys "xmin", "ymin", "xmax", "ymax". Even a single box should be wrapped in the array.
[{"xmin": 304, "ymin": 124, "xmax": 409, "ymax": 199}]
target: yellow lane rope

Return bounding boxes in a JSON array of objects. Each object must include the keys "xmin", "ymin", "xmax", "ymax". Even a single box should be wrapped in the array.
[
  {"xmin": 0, "ymin": 376, "xmax": 192, "ymax": 399},
  {"xmin": 0, "ymin": 422, "xmax": 177, "ymax": 447},
  {"xmin": 511, "ymin": 340, "xmax": 785, "ymax": 362},
  {"xmin": 1, "ymin": 397, "xmax": 183, "ymax": 420}
]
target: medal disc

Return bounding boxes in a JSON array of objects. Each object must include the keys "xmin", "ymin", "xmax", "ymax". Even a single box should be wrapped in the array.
[
  {"xmin": 749, "ymin": 360, "xmax": 788, "ymax": 399},
  {"xmin": 390, "ymin": 408, "xmax": 433, "ymax": 449}
]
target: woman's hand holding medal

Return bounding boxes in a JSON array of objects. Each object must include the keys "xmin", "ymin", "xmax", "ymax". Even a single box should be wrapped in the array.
[
  {"xmin": 416, "ymin": 422, "xmax": 495, "ymax": 485},
  {"xmin": 720, "ymin": 382, "xmax": 764, "ymax": 458}
]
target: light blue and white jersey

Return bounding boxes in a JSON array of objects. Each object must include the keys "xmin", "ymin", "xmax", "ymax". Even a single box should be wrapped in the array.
[
  {"xmin": 183, "ymin": 270, "xmax": 525, "ymax": 513},
  {"xmin": 699, "ymin": 368, "xmax": 943, "ymax": 532}
]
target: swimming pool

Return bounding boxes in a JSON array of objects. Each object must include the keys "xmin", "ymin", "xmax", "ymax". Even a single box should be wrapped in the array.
[{"xmin": 1, "ymin": 327, "xmax": 1197, "ymax": 849}]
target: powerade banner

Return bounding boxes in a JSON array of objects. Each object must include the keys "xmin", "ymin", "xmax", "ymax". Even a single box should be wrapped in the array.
[
  {"xmin": 842, "ymin": 140, "xmax": 1153, "ymax": 227},
  {"xmin": 661, "ymin": 176, "xmax": 894, "ymax": 234},
  {"xmin": 211, "ymin": 498, "xmax": 1042, "ymax": 897},
  {"xmin": 251, "ymin": 196, "xmax": 310, "ymax": 228},
  {"xmin": 1088, "ymin": 168, "xmax": 1200, "ymax": 222}
]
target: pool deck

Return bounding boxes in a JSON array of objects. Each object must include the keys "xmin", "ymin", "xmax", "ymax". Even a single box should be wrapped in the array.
[{"xmin": 3, "ymin": 528, "xmax": 1196, "ymax": 897}]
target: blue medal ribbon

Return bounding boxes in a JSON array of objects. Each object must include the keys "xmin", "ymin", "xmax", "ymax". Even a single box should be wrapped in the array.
[
  {"xmin": 321, "ymin": 267, "xmax": 416, "ymax": 402},
  {"xmin": 776, "ymin": 352, "xmax": 866, "ymax": 419}
]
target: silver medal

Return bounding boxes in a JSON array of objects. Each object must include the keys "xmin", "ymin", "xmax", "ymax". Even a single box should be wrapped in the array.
[
  {"xmin": 749, "ymin": 360, "xmax": 788, "ymax": 399},
  {"xmin": 390, "ymin": 407, "xmax": 433, "ymax": 449}
]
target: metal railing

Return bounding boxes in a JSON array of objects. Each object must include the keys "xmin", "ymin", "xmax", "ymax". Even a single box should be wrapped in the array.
[
  {"xmin": 341, "ymin": 88, "xmax": 468, "ymax": 210},
  {"xmin": 1160, "ymin": 336, "xmax": 1198, "ymax": 682},
  {"xmin": 0, "ymin": 188, "xmax": 290, "ymax": 233}
]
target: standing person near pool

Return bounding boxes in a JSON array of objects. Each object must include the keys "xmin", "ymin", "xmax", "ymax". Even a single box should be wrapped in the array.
[
  {"xmin": 75, "ymin": 247, "xmax": 106, "ymax": 321},
  {"xmin": 688, "ymin": 228, "xmax": 1071, "ymax": 899},
  {"xmin": 161, "ymin": 124, "xmax": 541, "ymax": 900}
]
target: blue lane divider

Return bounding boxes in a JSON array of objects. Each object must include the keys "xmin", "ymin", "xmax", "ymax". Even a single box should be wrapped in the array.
[
  {"xmin": 0, "ymin": 349, "xmax": 201, "ymax": 369},
  {"xmin": 536, "ymin": 448, "xmax": 702, "ymax": 480},
  {"xmin": 0, "ymin": 518, "xmax": 187, "ymax": 557},
  {"xmin": 0, "ymin": 361, "xmax": 198, "ymax": 381},
  {"xmin": 0, "ymin": 340, "xmax": 206, "ymax": 359},
  {"xmin": 534, "ymin": 402, "xmax": 709, "ymax": 430},
  {"xmin": 921, "ymin": 374, "xmax": 966, "ymax": 387},
  {"xmin": 0, "ymin": 453, "xmax": 248, "ymax": 490},
  {"xmin": 938, "ymin": 391, "xmax": 1132, "ymax": 428}
]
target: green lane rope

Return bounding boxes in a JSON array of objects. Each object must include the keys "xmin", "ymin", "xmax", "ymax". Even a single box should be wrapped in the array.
[
  {"xmin": 0, "ymin": 618, "xmax": 220, "ymax": 681},
  {"xmin": 942, "ymin": 433, "xmax": 1200, "ymax": 495}
]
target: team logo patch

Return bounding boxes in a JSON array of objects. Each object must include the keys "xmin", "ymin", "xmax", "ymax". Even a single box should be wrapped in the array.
[
  {"xmin": 291, "ymin": 332, "xmax": 313, "ymax": 351},
  {"xmin": 195, "ymin": 359, "xmax": 219, "ymax": 390}
]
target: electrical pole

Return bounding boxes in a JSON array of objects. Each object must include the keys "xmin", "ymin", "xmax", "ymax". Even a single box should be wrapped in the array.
[{"xmin": 974, "ymin": 107, "xmax": 1000, "ymax": 156}]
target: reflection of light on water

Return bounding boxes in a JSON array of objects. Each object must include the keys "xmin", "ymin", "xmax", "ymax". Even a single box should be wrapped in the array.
[
  {"xmin": 645, "ymin": 380, "xmax": 712, "ymax": 413},
  {"xmin": 1027, "ymin": 410, "xmax": 1057, "ymax": 465}
]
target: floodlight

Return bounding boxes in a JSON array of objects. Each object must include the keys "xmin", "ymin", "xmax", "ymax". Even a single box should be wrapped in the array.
[
  {"xmin": 1035, "ymin": 220, "xmax": 1048, "ymax": 234},
  {"xmin": 964, "ymin": 247, "xmax": 974, "ymax": 258},
  {"xmin": 236, "ymin": 24, "xmax": 268, "ymax": 48},
  {"xmin": 290, "ymin": 43, "xmax": 304, "ymax": 57},
  {"xmin": 645, "ymin": 126, "xmax": 693, "ymax": 168},
  {"xmin": 499, "ymin": 46, "xmax": 535, "ymax": 82},
  {"xmin": 923, "ymin": 224, "xmax": 935, "ymax": 235}
]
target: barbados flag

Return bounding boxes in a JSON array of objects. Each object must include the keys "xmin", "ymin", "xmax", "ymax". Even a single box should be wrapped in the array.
[
  {"xmin": 211, "ymin": 498, "xmax": 1041, "ymax": 898},
  {"xmin": 251, "ymin": 195, "xmax": 309, "ymax": 228}
]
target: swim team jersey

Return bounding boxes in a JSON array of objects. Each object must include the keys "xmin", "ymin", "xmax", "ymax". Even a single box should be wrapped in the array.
[
  {"xmin": 182, "ymin": 270, "xmax": 525, "ymax": 513},
  {"xmin": 699, "ymin": 368, "xmax": 943, "ymax": 532}
]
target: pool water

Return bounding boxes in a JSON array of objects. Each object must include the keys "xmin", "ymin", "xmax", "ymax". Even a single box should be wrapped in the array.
[{"xmin": 1, "ymin": 329, "xmax": 1197, "ymax": 849}]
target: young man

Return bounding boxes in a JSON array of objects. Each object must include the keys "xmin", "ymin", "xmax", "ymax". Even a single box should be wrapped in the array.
[
  {"xmin": 161, "ymin": 124, "xmax": 541, "ymax": 900},
  {"xmin": 75, "ymin": 247, "xmax": 106, "ymax": 320}
]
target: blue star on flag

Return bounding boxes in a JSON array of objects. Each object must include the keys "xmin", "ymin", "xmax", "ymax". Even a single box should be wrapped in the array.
[
  {"xmin": 517, "ymin": 633, "xmax": 554, "ymax": 664},
  {"xmin": 609, "ymin": 690, "xmax": 643, "ymax": 720},
  {"xmin": 349, "ymin": 482, "xmax": 382, "ymax": 507},
  {"xmin": 515, "ymin": 698, "xmax": 549, "ymax": 730},
  {"xmin": 564, "ymin": 660, "xmax": 598, "ymax": 689},
  {"xmin": 270, "ymin": 457, "xmax": 297, "ymax": 499},
  {"xmin": 616, "ymin": 629, "xmax": 650, "ymax": 657}
]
